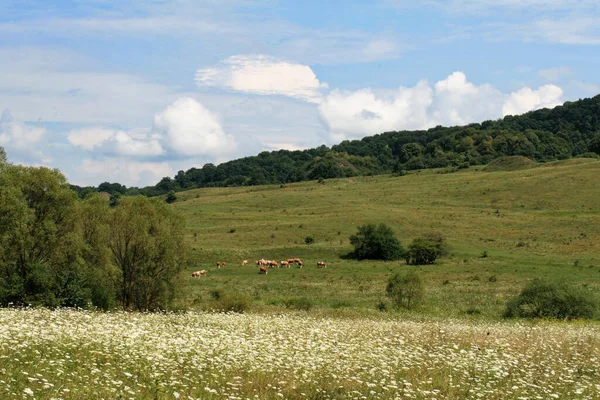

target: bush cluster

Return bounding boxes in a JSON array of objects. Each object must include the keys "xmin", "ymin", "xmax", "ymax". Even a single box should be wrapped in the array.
[{"xmin": 504, "ymin": 279, "xmax": 597, "ymax": 320}]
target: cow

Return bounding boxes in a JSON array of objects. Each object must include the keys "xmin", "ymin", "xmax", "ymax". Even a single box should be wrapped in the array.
[
  {"xmin": 242, "ymin": 260, "xmax": 248, "ymax": 266},
  {"xmin": 287, "ymin": 258, "xmax": 295, "ymax": 264},
  {"xmin": 216, "ymin": 262, "xmax": 221, "ymax": 269},
  {"xmin": 222, "ymin": 262, "xmax": 226, "ymax": 268},
  {"xmin": 191, "ymin": 271, "xmax": 200, "ymax": 278},
  {"xmin": 269, "ymin": 260, "xmax": 278, "ymax": 268},
  {"xmin": 294, "ymin": 258, "xmax": 302, "ymax": 264},
  {"xmin": 256, "ymin": 259, "xmax": 267, "ymax": 267},
  {"xmin": 317, "ymin": 261, "xmax": 327, "ymax": 268},
  {"xmin": 297, "ymin": 261, "xmax": 303, "ymax": 268},
  {"xmin": 199, "ymin": 270, "xmax": 207, "ymax": 277},
  {"xmin": 280, "ymin": 261, "xmax": 290, "ymax": 268},
  {"xmin": 259, "ymin": 266, "xmax": 268, "ymax": 275}
]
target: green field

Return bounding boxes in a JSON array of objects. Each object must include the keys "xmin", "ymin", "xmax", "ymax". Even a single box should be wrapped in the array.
[{"xmin": 172, "ymin": 157, "xmax": 600, "ymax": 318}]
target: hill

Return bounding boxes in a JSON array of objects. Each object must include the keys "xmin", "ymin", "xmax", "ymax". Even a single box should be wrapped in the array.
[
  {"xmin": 174, "ymin": 158, "xmax": 600, "ymax": 318},
  {"xmin": 71, "ymin": 94, "xmax": 600, "ymax": 198}
]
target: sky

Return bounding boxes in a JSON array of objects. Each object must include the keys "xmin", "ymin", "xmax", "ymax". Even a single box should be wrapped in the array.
[{"xmin": 0, "ymin": 0, "xmax": 598, "ymax": 187}]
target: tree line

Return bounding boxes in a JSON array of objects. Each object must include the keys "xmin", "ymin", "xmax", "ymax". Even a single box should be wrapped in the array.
[
  {"xmin": 71, "ymin": 94, "xmax": 600, "ymax": 198},
  {"xmin": 0, "ymin": 152, "xmax": 186, "ymax": 310}
]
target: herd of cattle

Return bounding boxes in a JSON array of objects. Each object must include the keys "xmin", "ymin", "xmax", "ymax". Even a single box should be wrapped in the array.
[{"xmin": 191, "ymin": 258, "xmax": 327, "ymax": 277}]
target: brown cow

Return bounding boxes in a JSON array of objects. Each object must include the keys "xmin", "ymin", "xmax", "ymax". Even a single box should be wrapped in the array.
[
  {"xmin": 257, "ymin": 259, "xmax": 267, "ymax": 266},
  {"xmin": 297, "ymin": 261, "xmax": 303, "ymax": 268},
  {"xmin": 259, "ymin": 266, "xmax": 268, "ymax": 275},
  {"xmin": 280, "ymin": 261, "xmax": 290, "ymax": 268},
  {"xmin": 287, "ymin": 258, "xmax": 295, "ymax": 264},
  {"xmin": 191, "ymin": 271, "xmax": 200, "ymax": 278},
  {"xmin": 216, "ymin": 262, "xmax": 221, "ymax": 269},
  {"xmin": 269, "ymin": 260, "xmax": 278, "ymax": 268},
  {"xmin": 199, "ymin": 270, "xmax": 207, "ymax": 277},
  {"xmin": 294, "ymin": 258, "xmax": 302, "ymax": 264},
  {"xmin": 317, "ymin": 261, "xmax": 327, "ymax": 268},
  {"xmin": 242, "ymin": 260, "xmax": 248, "ymax": 266}
]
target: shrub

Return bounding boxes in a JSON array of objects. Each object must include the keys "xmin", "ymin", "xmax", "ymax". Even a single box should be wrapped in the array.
[
  {"xmin": 304, "ymin": 235, "xmax": 315, "ymax": 244},
  {"xmin": 386, "ymin": 270, "xmax": 425, "ymax": 310},
  {"xmin": 504, "ymin": 279, "xmax": 597, "ymax": 320},
  {"xmin": 284, "ymin": 297, "xmax": 314, "ymax": 311},
  {"xmin": 349, "ymin": 223, "xmax": 404, "ymax": 260},
  {"xmin": 405, "ymin": 238, "xmax": 438, "ymax": 265},
  {"xmin": 166, "ymin": 190, "xmax": 177, "ymax": 204},
  {"xmin": 212, "ymin": 293, "xmax": 252, "ymax": 313}
]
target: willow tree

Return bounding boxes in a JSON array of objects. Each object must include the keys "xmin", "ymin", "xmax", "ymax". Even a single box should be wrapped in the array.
[
  {"xmin": 108, "ymin": 196, "xmax": 186, "ymax": 311},
  {"xmin": 0, "ymin": 164, "xmax": 81, "ymax": 306}
]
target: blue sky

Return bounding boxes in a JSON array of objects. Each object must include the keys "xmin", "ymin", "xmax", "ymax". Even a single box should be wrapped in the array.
[{"xmin": 0, "ymin": 0, "xmax": 598, "ymax": 186}]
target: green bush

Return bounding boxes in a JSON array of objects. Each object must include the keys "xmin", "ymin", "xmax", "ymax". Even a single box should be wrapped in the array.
[
  {"xmin": 304, "ymin": 235, "xmax": 315, "ymax": 244},
  {"xmin": 166, "ymin": 190, "xmax": 177, "ymax": 204},
  {"xmin": 405, "ymin": 238, "xmax": 439, "ymax": 265},
  {"xmin": 349, "ymin": 223, "xmax": 404, "ymax": 260},
  {"xmin": 284, "ymin": 297, "xmax": 314, "ymax": 311},
  {"xmin": 213, "ymin": 293, "xmax": 252, "ymax": 313},
  {"xmin": 504, "ymin": 279, "xmax": 597, "ymax": 320},
  {"xmin": 386, "ymin": 270, "xmax": 425, "ymax": 310}
]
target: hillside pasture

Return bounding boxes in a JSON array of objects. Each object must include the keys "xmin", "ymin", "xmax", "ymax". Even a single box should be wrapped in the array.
[{"xmin": 174, "ymin": 158, "xmax": 600, "ymax": 318}]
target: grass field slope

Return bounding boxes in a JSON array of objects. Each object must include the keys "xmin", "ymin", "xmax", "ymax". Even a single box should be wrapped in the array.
[{"xmin": 173, "ymin": 157, "xmax": 600, "ymax": 318}]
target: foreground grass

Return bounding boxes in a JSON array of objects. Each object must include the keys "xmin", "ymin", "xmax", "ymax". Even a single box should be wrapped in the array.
[
  {"xmin": 1, "ymin": 309, "xmax": 598, "ymax": 399},
  {"xmin": 172, "ymin": 158, "xmax": 600, "ymax": 318}
]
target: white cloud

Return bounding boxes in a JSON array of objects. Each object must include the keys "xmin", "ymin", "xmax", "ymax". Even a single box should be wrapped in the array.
[
  {"xmin": 538, "ymin": 67, "xmax": 572, "ymax": 82},
  {"xmin": 318, "ymin": 72, "xmax": 564, "ymax": 141},
  {"xmin": 196, "ymin": 55, "xmax": 327, "ymax": 103},
  {"xmin": 68, "ymin": 127, "xmax": 164, "ymax": 157},
  {"xmin": 318, "ymin": 81, "xmax": 434, "ymax": 142},
  {"xmin": 153, "ymin": 97, "xmax": 236, "ymax": 156},
  {"xmin": 67, "ymin": 127, "xmax": 118, "ymax": 151},
  {"xmin": 68, "ymin": 98, "xmax": 236, "ymax": 159},
  {"xmin": 73, "ymin": 159, "xmax": 174, "ymax": 187},
  {"xmin": 524, "ymin": 17, "xmax": 600, "ymax": 45},
  {"xmin": 0, "ymin": 109, "xmax": 49, "ymax": 164},
  {"xmin": 502, "ymin": 85, "xmax": 563, "ymax": 116}
]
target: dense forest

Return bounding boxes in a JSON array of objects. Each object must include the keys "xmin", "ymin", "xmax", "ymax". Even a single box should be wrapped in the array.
[{"xmin": 72, "ymin": 94, "xmax": 600, "ymax": 198}]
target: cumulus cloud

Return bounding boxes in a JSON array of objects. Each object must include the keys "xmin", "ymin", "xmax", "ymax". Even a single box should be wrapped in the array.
[
  {"xmin": 73, "ymin": 159, "xmax": 174, "ymax": 187},
  {"xmin": 153, "ymin": 97, "xmax": 236, "ymax": 156},
  {"xmin": 318, "ymin": 72, "xmax": 563, "ymax": 141},
  {"xmin": 68, "ymin": 97, "xmax": 235, "ymax": 160},
  {"xmin": 0, "ymin": 110, "xmax": 50, "ymax": 164},
  {"xmin": 502, "ymin": 85, "xmax": 563, "ymax": 116},
  {"xmin": 195, "ymin": 55, "xmax": 327, "ymax": 103},
  {"xmin": 68, "ymin": 127, "xmax": 164, "ymax": 157}
]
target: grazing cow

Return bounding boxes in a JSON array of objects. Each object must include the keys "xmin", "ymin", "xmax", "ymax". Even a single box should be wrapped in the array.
[
  {"xmin": 199, "ymin": 270, "xmax": 207, "ymax": 277},
  {"xmin": 297, "ymin": 261, "xmax": 303, "ymax": 268},
  {"xmin": 242, "ymin": 260, "xmax": 248, "ymax": 266},
  {"xmin": 294, "ymin": 258, "xmax": 302, "ymax": 264},
  {"xmin": 257, "ymin": 259, "xmax": 267, "ymax": 267},
  {"xmin": 216, "ymin": 262, "xmax": 221, "ymax": 269},
  {"xmin": 259, "ymin": 266, "xmax": 268, "ymax": 275},
  {"xmin": 280, "ymin": 261, "xmax": 290, "ymax": 268},
  {"xmin": 287, "ymin": 258, "xmax": 295, "ymax": 264},
  {"xmin": 192, "ymin": 271, "xmax": 200, "ymax": 278},
  {"xmin": 269, "ymin": 260, "xmax": 278, "ymax": 268},
  {"xmin": 317, "ymin": 261, "xmax": 327, "ymax": 268}
]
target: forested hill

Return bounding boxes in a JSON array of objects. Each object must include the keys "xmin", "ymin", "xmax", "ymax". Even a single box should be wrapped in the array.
[{"xmin": 72, "ymin": 94, "xmax": 600, "ymax": 198}]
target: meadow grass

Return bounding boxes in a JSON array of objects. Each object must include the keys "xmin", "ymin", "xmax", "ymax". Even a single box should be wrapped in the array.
[
  {"xmin": 172, "ymin": 158, "xmax": 600, "ymax": 319},
  {"xmin": 1, "ymin": 309, "xmax": 598, "ymax": 399}
]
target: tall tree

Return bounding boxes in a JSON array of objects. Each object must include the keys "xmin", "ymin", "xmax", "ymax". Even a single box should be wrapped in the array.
[{"xmin": 107, "ymin": 196, "xmax": 186, "ymax": 310}]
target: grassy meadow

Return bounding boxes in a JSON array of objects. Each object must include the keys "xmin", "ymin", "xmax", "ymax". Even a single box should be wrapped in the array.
[
  {"xmin": 172, "ymin": 157, "xmax": 600, "ymax": 319},
  {"xmin": 2, "ymin": 309, "xmax": 599, "ymax": 399}
]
